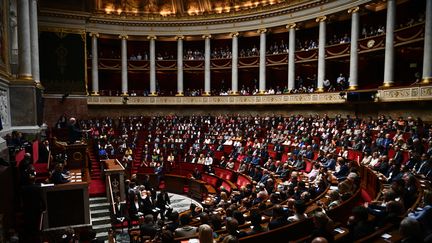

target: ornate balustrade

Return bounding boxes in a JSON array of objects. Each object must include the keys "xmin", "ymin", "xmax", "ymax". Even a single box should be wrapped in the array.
[
  {"xmin": 87, "ymin": 84, "xmax": 432, "ymax": 105},
  {"xmin": 88, "ymin": 92, "xmax": 346, "ymax": 105},
  {"xmin": 378, "ymin": 84, "xmax": 432, "ymax": 102}
]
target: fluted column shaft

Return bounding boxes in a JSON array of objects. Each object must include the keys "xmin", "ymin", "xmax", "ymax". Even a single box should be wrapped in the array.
[
  {"xmin": 287, "ymin": 24, "xmax": 296, "ymax": 91},
  {"xmin": 317, "ymin": 16, "xmax": 327, "ymax": 91},
  {"xmin": 177, "ymin": 36, "xmax": 184, "ymax": 95},
  {"xmin": 259, "ymin": 29, "xmax": 267, "ymax": 93},
  {"xmin": 120, "ymin": 35, "xmax": 128, "ymax": 95},
  {"xmin": 422, "ymin": 0, "xmax": 432, "ymax": 84},
  {"xmin": 349, "ymin": 7, "xmax": 359, "ymax": 89},
  {"xmin": 91, "ymin": 33, "xmax": 99, "ymax": 95},
  {"xmin": 204, "ymin": 35, "xmax": 211, "ymax": 95},
  {"xmin": 18, "ymin": 0, "xmax": 32, "ymax": 80},
  {"xmin": 231, "ymin": 33, "xmax": 239, "ymax": 94},
  {"xmin": 149, "ymin": 36, "xmax": 156, "ymax": 95},
  {"xmin": 383, "ymin": 0, "xmax": 396, "ymax": 86},
  {"xmin": 30, "ymin": 0, "xmax": 40, "ymax": 83}
]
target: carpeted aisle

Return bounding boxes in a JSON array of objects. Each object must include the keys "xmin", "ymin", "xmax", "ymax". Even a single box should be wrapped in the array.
[{"xmin": 88, "ymin": 148, "xmax": 106, "ymax": 197}]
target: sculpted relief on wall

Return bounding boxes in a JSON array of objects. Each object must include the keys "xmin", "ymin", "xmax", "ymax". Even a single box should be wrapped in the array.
[{"xmin": 0, "ymin": 89, "xmax": 10, "ymax": 129}]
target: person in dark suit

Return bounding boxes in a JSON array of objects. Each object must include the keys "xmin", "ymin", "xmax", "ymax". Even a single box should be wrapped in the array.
[
  {"xmin": 114, "ymin": 196, "xmax": 128, "ymax": 224},
  {"xmin": 334, "ymin": 157, "xmax": 349, "ymax": 181},
  {"xmin": 129, "ymin": 194, "xmax": 144, "ymax": 220},
  {"xmin": 268, "ymin": 205, "xmax": 288, "ymax": 230},
  {"xmin": 322, "ymin": 154, "xmax": 336, "ymax": 171},
  {"xmin": 140, "ymin": 214, "xmax": 157, "ymax": 239},
  {"xmin": 67, "ymin": 117, "xmax": 89, "ymax": 144},
  {"xmin": 192, "ymin": 167, "xmax": 202, "ymax": 180},
  {"xmin": 156, "ymin": 191, "xmax": 171, "ymax": 221},
  {"xmin": 38, "ymin": 140, "xmax": 52, "ymax": 163},
  {"xmin": 51, "ymin": 163, "xmax": 70, "ymax": 184}
]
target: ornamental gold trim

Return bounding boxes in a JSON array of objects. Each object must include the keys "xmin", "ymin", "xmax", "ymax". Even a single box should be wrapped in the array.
[{"xmin": 315, "ymin": 16, "xmax": 327, "ymax": 22}]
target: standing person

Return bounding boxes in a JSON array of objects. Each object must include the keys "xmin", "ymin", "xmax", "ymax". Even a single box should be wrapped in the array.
[
  {"xmin": 154, "ymin": 163, "xmax": 164, "ymax": 188},
  {"xmin": 67, "ymin": 117, "xmax": 88, "ymax": 144}
]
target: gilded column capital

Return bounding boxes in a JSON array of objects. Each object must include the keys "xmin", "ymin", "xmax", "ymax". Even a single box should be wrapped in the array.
[
  {"xmin": 89, "ymin": 32, "xmax": 99, "ymax": 38},
  {"xmin": 175, "ymin": 35, "xmax": 185, "ymax": 40},
  {"xmin": 315, "ymin": 16, "xmax": 327, "ymax": 22},
  {"xmin": 119, "ymin": 34, "xmax": 128, "ymax": 40},
  {"xmin": 202, "ymin": 34, "xmax": 212, "ymax": 39},
  {"xmin": 348, "ymin": 6, "xmax": 360, "ymax": 14},
  {"xmin": 147, "ymin": 35, "xmax": 157, "ymax": 40},
  {"xmin": 230, "ymin": 32, "xmax": 239, "ymax": 38},
  {"xmin": 286, "ymin": 23, "xmax": 297, "ymax": 29},
  {"xmin": 257, "ymin": 28, "xmax": 267, "ymax": 34}
]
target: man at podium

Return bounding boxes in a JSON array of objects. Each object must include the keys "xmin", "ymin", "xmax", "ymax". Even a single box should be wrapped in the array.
[{"xmin": 67, "ymin": 118, "xmax": 88, "ymax": 144}]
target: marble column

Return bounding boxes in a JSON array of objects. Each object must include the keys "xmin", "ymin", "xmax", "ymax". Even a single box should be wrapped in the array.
[
  {"xmin": 348, "ymin": 7, "xmax": 360, "ymax": 90},
  {"xmin": 120, "ymin": 35, "xmax": 128, "ymax": 96},
  {"xmin": 231, "ymin": 32, "xmax": 239, "ymax": 94},
  {"xmin": 422, "ymin": 0, "xmax": 432, "ymax": 84},
  {"xmin": 176, "ymin": 36, "xmax": 184, "ymax": 96},
  {"xmin": 17, "ymin": 0, "xmax": 33, "ymax": 80},
  {"xmin": 383, "ymin": 0, "xmax": 396, "ymax": 87},
  {"xmin": 287, "ymin": 24, "xmax": 296, "ymax": 91},
  {"xmin": 148, "ymin": 36, "xmax": 157, "ymax": 95},
  {"xmin": 316, "ymin": 16, "xmax": 327, "ymax": 92},
  {"xmin": 90, "ymin": 33, "xmax": 99, "ymax": 95},
  {"xmin": 29, "ymin": 0, "xmax": 40, "ymax": 85},
  {"xmin": 258, "ymin": 29, "xmax": 267, "ymax": 94},
  {"xmin": 203, "ymin": 34, "xmax": 211, "ymax": 95}
]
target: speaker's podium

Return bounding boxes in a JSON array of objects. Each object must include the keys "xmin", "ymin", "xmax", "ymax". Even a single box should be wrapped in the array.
[
  {"xmin": 52, "ymin": 138, "xmax": 88, "ymax": 170},
  {"xmin": 40, "ymin": 139, "xmax": 91, "ymax": 239}
]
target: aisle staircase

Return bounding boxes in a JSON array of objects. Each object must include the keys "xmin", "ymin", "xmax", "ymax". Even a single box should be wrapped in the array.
[
  {"xmin": 131, "ymin": 132, "xmax": 146, "ymax": 174},
  {"xmin": 88, "ymin": 148, "xmax": 106, "ymax": 197},
  {"xmin": 89, "ymin": 196, "xmax": 111, "ymax": 241}
]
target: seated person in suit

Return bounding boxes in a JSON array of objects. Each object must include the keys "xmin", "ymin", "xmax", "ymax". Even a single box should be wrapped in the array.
[
  {"xmin": 51, "ymin": 163, "xmax": 70, "ymax": 184},
  {"xmin": 192, "ymin": 167, "xmax": 202, "ymax": 180},
  {"xmin": 174, "ymin": 213, "xmax": 197, "ymax": 237},
  {"xmin": 129, "ymin": 194, "xmax": 144, "ymax": 220},
  {"xmin": 140, "ymin": 214, "xmax": 157, "ymax": 239}
]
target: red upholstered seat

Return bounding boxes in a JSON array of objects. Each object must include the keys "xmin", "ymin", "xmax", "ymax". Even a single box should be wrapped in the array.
[
  {"xmin": 268, "ymin": 151, "xmax": 277, "ymax": 159},
  {"xmin": 214, "ymin": 151, "xmax": 224, "ymax": 160},
  {"xmin": 303, "ymin": 160, "xmax": 313, "ymax": 173},
  {"xmin": 214, "ymin": 167, "xmax": 233, "ymax": 181},
  {"xmin": 223, "ymin": 145, "xmax": 233, "ymax": 153},
  {"xmin": 236, "ymin": 174, "xmax": 251, "ymax": 188},
  {"xmin": 267, "ymin": 143, "xmax": 274, "ymax": 151},
  {"xmin": 348, "ymin": 150, "xmax": 363, "ymax": 164},
  {"xmin": 221, "ymin": 181, "xmax": 232, "ymax": 192},
  {"xmin": 201, "ymin": 174, "xmax": 218, "ymax": 188},
  {"xmin": 33, "ymin": 163, "xmax": 49, "ymax": 176}
]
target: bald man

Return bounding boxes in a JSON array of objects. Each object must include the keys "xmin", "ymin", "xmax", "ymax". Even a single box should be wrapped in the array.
[
  {"xmin": 311, "ymin": 237, "xmax": 328, "ymax": 243},
  {"xmin": 68, "ymin": 117, "xmax": 83, "ymax": 144}
]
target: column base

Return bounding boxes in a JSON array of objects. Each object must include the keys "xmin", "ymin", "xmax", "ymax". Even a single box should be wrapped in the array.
[
  {"xmin": 348, "ymin": 85, "xmax": 358, "ymax": 91},
  {"xmin": 258, "ymin": 90, "xmax": 266, "ymax": 95},
  {"xmin": 175, "ymin": 92, "xmax": 184, "ymax": 96},
  {"xmin": 18, "ymin": 74, "xmax": 33, "ymax": 81},
  {"xmin": 149, "ymin": 92, "xmax": 158, "ymax": 96},
  {"xmin": 90, "ymin": 91, "xmax": 100, "ymax": 96},
  {"xmin": 380, "ymin": 82, "xmax": 394, "ymax": 88},
  {"xmin": 230, "ymin": 92, "xmax": 239, "ymax": 96},
  {"xmin": 35, "ymin": 82, "xmax": 45, "ymax": 90},
  {"xmin": 202, "ymin": 92, "xmax": 211, "ymax": 96},
  {"xmin": 121, "ymin": 92, "xmax": 129, "ymax": 96},
  {"xmin": 316, "ymin": 87, "xmax": 324, "ymax": 92},
  {"xmin": 421, "ymin": 77, "xmax": 431, "ymax": 84}
]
